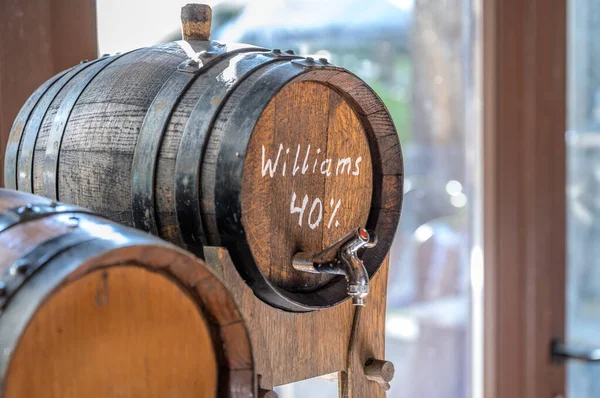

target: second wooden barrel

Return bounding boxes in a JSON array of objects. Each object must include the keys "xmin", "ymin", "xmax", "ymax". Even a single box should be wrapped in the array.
[
  {"xmin": 5, "ymin": 36, "xmax": 403, "ymax": 311},
  {"xmin": 0, "ymin": 189, "xmax": 254, "ymax": 397}
]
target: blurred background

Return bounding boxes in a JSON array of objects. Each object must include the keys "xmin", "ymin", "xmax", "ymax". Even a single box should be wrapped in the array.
[
  {"xmin": 101, "ymin": 0, "xmax": 478, "ymax": 395},
  {"xmin": 567, "ymin": 1, "xmax": 600, "ymax": 396}
]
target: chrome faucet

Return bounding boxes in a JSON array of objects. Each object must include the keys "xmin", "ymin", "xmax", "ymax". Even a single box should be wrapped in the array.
[{"xmin": 292, "ymin": 228, "xmax": 377, "ymax": 306}]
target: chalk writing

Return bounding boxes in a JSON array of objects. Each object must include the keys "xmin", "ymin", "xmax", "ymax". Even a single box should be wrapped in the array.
[
  {"xmin": 262, "ymin": 144, "xmax": 361, "ymax": 178},
  {"xmin": 291, "ymin": 192, "xmax": 342, "ymax": 229},
  {"xmin": 265, "ymin": 143, "xmax": 364, "ymax": 230}
]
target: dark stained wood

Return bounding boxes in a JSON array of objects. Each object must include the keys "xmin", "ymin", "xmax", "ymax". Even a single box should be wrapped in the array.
[
  {"xmin": 0, "ymin": 189, "xmax": 255, "ymax": 397},
  {"xmin": 483, "ymin": 0, "xmax": 567, "ymax": 397},
  {"xmin": 0, "ymin": 0, "xmax": 97, "ymax": 187},
  {"xmin": 241, "ymin": 81, "xmax": 372, "ymax": 291}
]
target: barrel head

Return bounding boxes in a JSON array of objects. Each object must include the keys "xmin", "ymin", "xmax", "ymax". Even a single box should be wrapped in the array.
[{"xmin": 242, "ymin": 81, "xmax": 373, "ymax": 292}]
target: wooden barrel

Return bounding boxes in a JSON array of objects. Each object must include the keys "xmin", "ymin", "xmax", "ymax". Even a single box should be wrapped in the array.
[
  {"xmin": 5, "ymin": 38, "xmax": 403, "ymax": 312},
  {"xmin": 0, "ymin": 189, "xmax": 254, "ymax": 398}
]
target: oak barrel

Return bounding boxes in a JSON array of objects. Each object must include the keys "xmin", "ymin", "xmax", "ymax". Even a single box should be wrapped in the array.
[
  {"xmin": 0, "ymin": 189, "xmax": 254, "ymax": 398},
  {"xmin": 5, "ymin": 33, "xmax": 403, "ymax": 312}
]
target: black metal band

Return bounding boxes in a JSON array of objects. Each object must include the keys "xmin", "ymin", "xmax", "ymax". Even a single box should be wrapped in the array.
[
  {"xmin": 14, "ymin": 60, "xmax": 105, "ymax": 193},
  {"xmin": 174, "ymin": 51, "xmax": 283, "ymax": 255},
  {"xmin": 212, "ymin": 61, "xmax": 320, "ymax": 311},
  {"xmin": 4, "ymin": 68, "xmax": 73, "ymax": 189},
  {"xmin": 131, "ymin": 68, "xmax": 199, "ymax": 234},
  {"xmin": 42, "ymin": 52, "xmax": 132, "ymax": 200},
  {"xmin": 131, "ymin": 43, "xmax": 262, "ymax": 235},
  {"xmin": 0, "ymin": 202, "xmax": 93, "ymax": 235},
  {"xmin": 0, "ymin": 231, "xmax": 96, "ymax": 310}
]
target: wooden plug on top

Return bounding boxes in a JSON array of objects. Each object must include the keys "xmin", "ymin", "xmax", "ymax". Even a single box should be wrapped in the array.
[{"xmin": 181, "ymin": 3, "xmax": 212, "ymax": 41}]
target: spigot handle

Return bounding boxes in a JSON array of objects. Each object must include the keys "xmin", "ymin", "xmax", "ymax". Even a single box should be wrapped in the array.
[
  {"xmin": 292, "ymin": 227, "xmax": 376, "ymax": 271},
  {"xmin": 292, "ymin": 228, "xmax": 377, "ymax": 306},
  {"xmin": 342, "ymin": 228, "xmax": 378, "ymax": 254},
  {"xmin": 340, "ymin": 228, "xmax": 376, "ymax": 306}
]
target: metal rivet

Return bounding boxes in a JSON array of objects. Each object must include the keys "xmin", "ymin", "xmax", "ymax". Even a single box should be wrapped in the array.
[
  {"xmin": 285, "ymin": 49, "xmax": 295, "ymax": 55},
  {"xmin": 10, "ymin": 261, "xmax": 29, "ymax": 276},
  {"xmin": 79, "ymin": 59, "xmax": 88, "ymax": 64},
  {"xmin": 17, "ymin": 204, "xmax": 33, "ymax": 214},
  {"xmin": 319, "ymin": 57, "xmax": 328, "ymax": 63},
  {"xmin": 306, "ymin": 57, "xmax": 314, "ymax": 62},
  {"xmin": 0, "ymin": 282, "xmax": 6, "ymax": 296},
  {"xmin": 272, "ymin": 48, "xmax": 282, "ymax": 54},
  {"xmin": 67, "ymin": 216, "xmax": 80, "ymax": 228},
  {"xmin": 49, "ymin": 201, "xmax": 58, "ymax": 208},
  {"xmin": 186, "ymin": 59, "xmax": 199, "ymax": 66},
  {"xmin": 235, "ymin": 152, "xmax": 240, "ymax": 158}
]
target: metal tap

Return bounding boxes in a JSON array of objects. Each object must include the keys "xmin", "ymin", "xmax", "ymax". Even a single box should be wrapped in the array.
[{"xmin": 292, "ymin": 227, "xmax": 377, "ymax": 306}]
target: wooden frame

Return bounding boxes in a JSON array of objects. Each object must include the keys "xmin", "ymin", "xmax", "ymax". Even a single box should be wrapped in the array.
[
  {"xmin": 205, "ymin": 247, "xmax": 391, "ymax": 398},
  {"xmin": 482, "ymin": 0, "xmax": 567, "ymax": 397},
  {"xmin": 0, "ymin": 0, "xmax": 97, "ymax": 187}
]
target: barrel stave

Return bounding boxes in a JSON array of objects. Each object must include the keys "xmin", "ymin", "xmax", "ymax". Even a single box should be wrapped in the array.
[
  {"xmin": 54, "ymin": 46, "xmax": 186, "ymax": 224},
  {"xmin": 155, "ymin": 51, "xmax": 250, "ymax": 247}
]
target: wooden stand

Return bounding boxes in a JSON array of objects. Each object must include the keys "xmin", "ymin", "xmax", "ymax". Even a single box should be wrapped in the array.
[{"xmin": 204, "ymin": 247, "xmax": 393, "ymax": 398}]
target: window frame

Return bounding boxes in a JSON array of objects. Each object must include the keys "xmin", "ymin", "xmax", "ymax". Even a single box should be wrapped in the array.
[{"xmin": 482, "ymin": 0, "xmax": 567, "ymax": 397}]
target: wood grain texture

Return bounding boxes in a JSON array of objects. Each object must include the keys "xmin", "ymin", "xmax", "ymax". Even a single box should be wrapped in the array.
[
  {"xmin": 339, "ymin": 261, "xmax": 388, "ymax": 398},
  {"xmin": 483, "ymin": 0, "xmax": 567, "ymax": 397},
  {"xmin": 181, "ymin": 4, "xmax": 212, "ymax": 41},
  {"xmin": 0, "ymin": 189, "xmax": 256, "ymax": 397},
  {"xmin": 65, "ymin": 244, "xmax": 256, "ymax": 398},
  {"xmin": 363, "ymin": 359, "xmax": 395, "ymax": 384},
  {"xmin": 52, "ymin": 45, "xmax": 185, "ymax": 225},
  {"xmin": 0, "ymin": 0, "xmax": 97, "ymax": 187},
  {"xmin": 9, "ymin": 46, "xmax": 402, "ymax": 311},
  {"xmin": 5, "ymin": 266, "xmax": 218, "ymax": 398},
  {"xmin": 242, "ymin": 81, "xmax": 372, "ymax": 291},
  {"xmin": 205, "ymin": 246, "xmax": 388, "ymax": 397}
]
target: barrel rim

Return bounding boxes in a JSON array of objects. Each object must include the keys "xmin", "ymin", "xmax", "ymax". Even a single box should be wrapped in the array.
[
  {"xmin": 214, "ymin": 61, "xmax": 403, "ymax": 312},
  {"xmin": 0, "ymin": 194, "xmax": 255, "ymax": 398},
  {"xmin": 43, "ymin": 52, "xmax": 134, "ymax": 200},
  {"xmin": 4, "ymin": 67, "xmax": 74, "ymax": 190}
]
